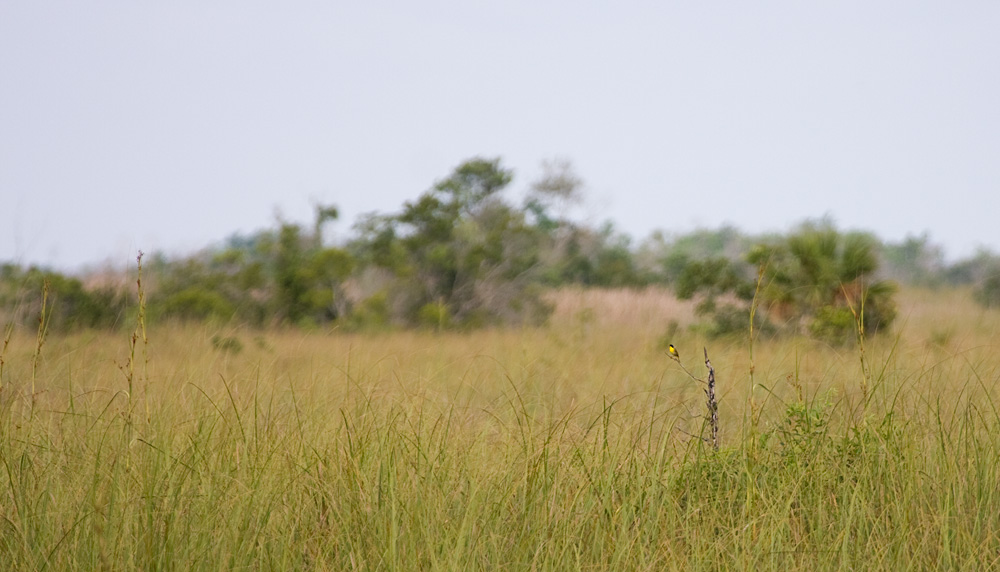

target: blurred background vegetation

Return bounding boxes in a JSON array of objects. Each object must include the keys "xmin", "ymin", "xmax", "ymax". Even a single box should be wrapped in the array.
[{"xmin": 3, "ymin": 156, "xmax": 1000, "ymax": 340}]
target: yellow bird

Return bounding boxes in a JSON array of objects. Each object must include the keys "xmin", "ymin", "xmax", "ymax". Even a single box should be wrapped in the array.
[{"xmin": 667, "ymin": 344, "xmax": 679, "ymax": 360}]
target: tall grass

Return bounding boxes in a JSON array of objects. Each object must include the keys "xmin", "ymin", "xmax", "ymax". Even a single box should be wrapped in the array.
[{"xmin": 1, "ymin": 287, "xmax": 999, "ymax": 570}]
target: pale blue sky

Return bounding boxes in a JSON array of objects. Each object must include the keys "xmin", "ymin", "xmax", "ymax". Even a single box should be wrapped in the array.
[{"xmin": 2, "ymin": 2, "xmax": 998, "ymax": 270}]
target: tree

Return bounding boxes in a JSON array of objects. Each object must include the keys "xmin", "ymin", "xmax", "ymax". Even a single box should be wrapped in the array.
[
  {"xmin": 677, "ymin": 221, "xmax": 897, "ymax": 342},
  {"xmin": 675, "ymin": 257, "xmax": 759, "ymax": 337},
  {"xmin": 748, "ymin": 222, "xmax": 897, "ymax": 342},
  {"xmin": 634, "ymin": 226, "xmax": 759, "ymax": 285},
  {"xmin": 274, "ymin": 223, "xmax": 310, "ymax": 323},
  {"xmin": 270, "ymin": 208, "xmax": 355, "ymax": 325},
  {"xmin": 878, "ymin": 233, "xmax": 945, "ymax": 286},
  {"xmin": 524, "ymin": 158, "xmax": 583, "ymax": 232},
  {"xmin": 434, "ymin": 157, "xmax": 512, "ymax": 213},
  {"xmin": 143, "ymin": 204, "xmax": 355, "ymax": 327},
  {"xmin": 0, "ymin": 264, "xmax": 126, "ymax": 331},
  {"xmin": 973, "ymin": 258, "xmax": 1000, "ymax": 309},
  {"xmin": 351, "ymin": 157, "xmax": 551, "ymax": 327}
]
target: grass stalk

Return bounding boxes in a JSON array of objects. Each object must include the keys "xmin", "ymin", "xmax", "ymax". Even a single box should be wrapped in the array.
[
  {"xmin": 123, "ymin": 251, "xmax": 149, "ymax": 421},
  {"xmin": 30, "ymin": 279, "xmax": 51, "ymax": 414},
  {"xmin": 844, "ymin": 281, "xmax": 872, "ymax": 412},
  {"xmin": 0, "ymin": 320, "xmax": 12, "ymax": 391},
  {"xmin": 746, "ymin": 264, "xmax": 766, "ymax": 449}
]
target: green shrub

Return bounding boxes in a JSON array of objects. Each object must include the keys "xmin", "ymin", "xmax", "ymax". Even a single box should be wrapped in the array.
[
  {"xmin": 974, "ymin": 270, "xmax": 1000, "ymax": 308},
  {"xmin": 678, "ymin": 222, "xmax": 897, "ymax": 341},
  {"xmin": 0, "ymin": 266, "xmax": 126, "ymax": 331},
  {"xmin": 344, "ymin": 292, "xmax": 391, "ymax": 331},
  {"xmin": 416, "ymin": 301, "xmax": 451, "ymax": 330},
  {"xmin": 156, "ymin": 288, "xmax": 236, "ymax": 322},
  {"xmin": 809, "ymin": 305, "xmax": 857, "ymax": 345}
]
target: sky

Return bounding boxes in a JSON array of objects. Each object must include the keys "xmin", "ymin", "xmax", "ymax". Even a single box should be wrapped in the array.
[{"xmin": 2, "ymin": 2, "xmax": 999, "ymax": 271}]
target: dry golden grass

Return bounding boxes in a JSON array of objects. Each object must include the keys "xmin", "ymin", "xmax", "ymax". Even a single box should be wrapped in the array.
[
  {"xmin": 2, "ymin": 285, "xmax": 1000, "ymax": 570},
  {"xmin": 6, "ymin": 286, "xmax": 999, "ymax": 447},
  {"xmin": 547, "ymin": 286, "xmax": 698, "ymax": 336}
]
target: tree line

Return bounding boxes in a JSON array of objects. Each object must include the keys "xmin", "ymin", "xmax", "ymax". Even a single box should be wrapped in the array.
[{"xmin": 3, "ymin": 157, "xmax": 1000, "ymax": 340}]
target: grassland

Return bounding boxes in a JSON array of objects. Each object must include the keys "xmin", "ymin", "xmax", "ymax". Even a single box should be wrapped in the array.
[{"xmin": 2, "ymin": 287, "xmax": 1000, "ymax": 570}]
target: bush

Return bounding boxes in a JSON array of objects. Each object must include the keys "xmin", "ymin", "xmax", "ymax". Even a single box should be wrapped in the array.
[
  {"xmin": 156, "ymin": 288, "xmax": 236, "ymax": 322},
  {"xmin": 677, "ymin": 223, "xmax": 897, "ymax": 342},
  {"xmin": 809, "ymin": 306, "xmax": 857, "ymax": 345},
  {"xmin": 344, "ymin": 292, "xmax": 391, "ymax": 331},
  {"xmin": 974, "ymin": 269, "xmax": 1000, "ymax": 308},
  {"xmin": 0, "ymin": 266, "xmax": 126, "ymax": 331},
  {"xmin": 416, "ymin": 301, "xmax": 451, "ymax": 330}
]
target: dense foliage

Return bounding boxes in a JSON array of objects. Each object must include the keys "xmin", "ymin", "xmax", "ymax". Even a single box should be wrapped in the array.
[
  {"xmin": 2, "ymin": 157, "xmax": 998, "ymax": 334},
  {"xmin": 0, "ymin": 263, "xmax": 127, "ymax": 330}
]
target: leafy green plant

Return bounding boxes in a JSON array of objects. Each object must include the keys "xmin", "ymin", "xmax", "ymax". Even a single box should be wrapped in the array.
[
  {"xmin": 677, "ymin": 221, "xmax": 897, "ymax": 342},
  {"xmin": 417, "ymin": 300, "xmax": 451, "ymax": 330},
  {"xmin": 157, "ymin": 287, "xmax": 236, "ymax": 322},
  {"xmin": 749, "ymin": 222, "xmax": 897, "ymax": 338},
  {"xmin": 973, "ymin": 266, "xmax": 1000, "ymax": 308},
  {"xmin": 674, "ymin": 257, "xmax": 764, "ymax": 338},
  {"xmin": 0, "ymin": 264, "xmax": 126, "ymax": 331},
  {"xmin": 771, "ymin": 395, "xmax": 833, "ymax": 462},
  {"xmin": 343, "ymin": 291, "xmax": 391, "ymax": 331}
]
